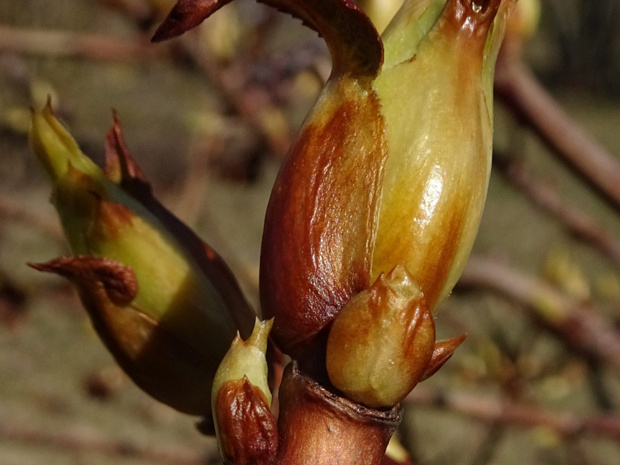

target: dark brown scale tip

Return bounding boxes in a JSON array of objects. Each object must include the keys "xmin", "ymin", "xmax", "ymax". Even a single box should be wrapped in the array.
[
  {"xmin": 104, "ymin": 111, "xmax": 152, "ymax": 200},
  {"xmin": 419, "ymin": 334, "xmax": 467, "ymax": 382},
  {"xmin": 152, "ymin": 0, "xmax": 382, "ymax": 78},
  {"xmin": 29, "ymin": 256, "xmax": 138, "ymax": 307},
  {"xmin": 152, "ymin": 0, "xmax": 229, "ymax": 43}
]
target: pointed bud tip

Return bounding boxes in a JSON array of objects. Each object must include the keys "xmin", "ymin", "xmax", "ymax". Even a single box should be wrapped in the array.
[
  {"xmin": 212, "ymin": 318, "xmax": 273, "ymax": 411},
  {"xmin": 419, "ymin": 333, "xmax": 467, "ymax": 382}
]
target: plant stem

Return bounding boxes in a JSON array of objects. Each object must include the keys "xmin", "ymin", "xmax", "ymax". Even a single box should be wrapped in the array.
[
  {"xmin": 276, "ymin": 362, "xmax": 402, "ymax": 465},
  {"xmin": 461, "ymin": 255, "xmax": 620, "ymax": 373},
  {"xmin": 494, "ymin": 56, "xmax": 620, "ymax": 214},
  {"xmin": 408, "ymin": 387, "xmax": 620, "ymax": 441}
]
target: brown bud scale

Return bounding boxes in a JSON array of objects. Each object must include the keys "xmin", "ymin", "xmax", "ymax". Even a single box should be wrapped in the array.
[{"xmin": 215, "ymin": 377, "xmax": 278, "ymax": 465}]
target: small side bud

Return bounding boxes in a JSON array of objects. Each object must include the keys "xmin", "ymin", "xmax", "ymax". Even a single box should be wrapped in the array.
[
  {"xmin": 214, "ymin": 378, "xmax": 277, "ymax": 465},
  {"xmin": 326, "ymin": 266, "xmax": 436, "ymax": 408},
  {"xmin": 212, "ymin": 319, "xmax": 276, "ymax": 465}
]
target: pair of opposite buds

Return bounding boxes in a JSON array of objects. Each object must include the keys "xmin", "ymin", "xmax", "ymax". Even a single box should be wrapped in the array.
[{"xmin": 30, "ymin": 0, "xmax": 518, "ymax": 462}]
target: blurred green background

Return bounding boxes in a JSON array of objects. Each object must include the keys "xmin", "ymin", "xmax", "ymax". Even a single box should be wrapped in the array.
[{"xmin": 1, "ymin": 1, "xmax": 620, "ymax": 464}]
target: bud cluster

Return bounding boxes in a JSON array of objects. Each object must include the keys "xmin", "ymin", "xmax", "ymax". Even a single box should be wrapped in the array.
[{"xmin": 29, "ymin": 0, "xmax": 516, "ymax": 464}]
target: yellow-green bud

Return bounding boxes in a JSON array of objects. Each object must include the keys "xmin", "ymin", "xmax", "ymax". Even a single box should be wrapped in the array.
[
  {"xmin": 326, "ymin": 266, "xmax": 436, "ymax": 408},
  {"xmin": 211, "ymin": 319, "xmax": 276, "ymax": 465},
  {"xmin": 151, "ymin": 0, "xmax": 514, "ymax": 380},
  {"xmin": 372, "ymin": 0, "xmax": 517, "ymax": 311},
  {"xmin": 29, "ymin": 102, "xmax": 255, "ymax": 416}
]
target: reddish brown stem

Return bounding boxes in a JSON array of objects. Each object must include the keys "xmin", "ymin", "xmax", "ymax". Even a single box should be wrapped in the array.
[
  {"xmin": 408, "ymin": 387, "xmax": 620, "ymax": 441},
  {"xmin": 0, "ymin": 26, "xmax": 161, "ymax": 61},
  {"xmin": 494, "ymin": 156, "xmax": 620, "ymax": 266},
  {"xmin": 460, "ymin": 256, "xmax": 620, "ymax": 373},
  {"xmin": 0, "ymin": 421, "xmax": 214, "ymax": 464},
  {"xmin": 494, "ymin": 56, "xmax": 620, "ymax": 214},
  {"xmin": 276, "ymin": 362, "xmax": 402, "ymax": 465}
]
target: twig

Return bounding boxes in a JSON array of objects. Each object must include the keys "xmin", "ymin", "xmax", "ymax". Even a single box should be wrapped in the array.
[
  {"xmin": 0, "ymin": 420, "xmax": 214, "ymax": 465},
  {"xmin": 494, "ymin": 155, "xmax": 620, "ymax": 266},
  {"xmin": 177, "ymin": 34, "xmax": 293, "ymax": 159},
  {"xmin": 494, "ymin": 56, "xmax": 620, "ymax": 214},
  {"xmin": 460, "ymin": 256, "xmax": 620, "ymax": 373},
  {"xmin": 0, "ymin": 26, "xmax": 162, "ymax": 61},
  {"xmin": 408, "ymin": 387, "xmax": 620, "ymax": 441}
]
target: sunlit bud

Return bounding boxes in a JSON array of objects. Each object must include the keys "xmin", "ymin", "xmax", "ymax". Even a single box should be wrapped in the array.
[
  {"xmin": 326, "ymin": 265, "xmax": 465, "ymax": 407},
  {"xmin": 211, "ymin": 319, "xmax": 276, "ymax": 465},
  {"xmin": 29, "ymin": 102, "xmax": 255, "ymax": 416},
  {"xmin": 371, "ymin": 0, "xmax": 517, "ymax": 312},
  {"xmin": 255, "ymin": 0, "xmax": 386, "ymax": 359},
  {"xmin": 152, "ymin": 0, "xmax": 515, "ymax": 367},
  {"xmin": 326, "ymin": 266, "xmax": 435, "ymax": 408}
]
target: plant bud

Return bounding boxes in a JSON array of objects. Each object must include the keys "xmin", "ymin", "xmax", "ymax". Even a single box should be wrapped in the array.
[
  {"xmin": 326, "ymin": 266, "xmax": 466, "ymax": 407},
  {"xmin": 154, "ymin": 0, "xmax": 384, "ymax": 362},
  {"xmin": 326, "ymin": 266, "xmax": 435, "ymax": 408},
  {"xmin": 29, "ymin": 256, "xmax": 224, "ymax": 415},
  {"xmin": 151, "ymin": 0, "xmax": 516, "ymax": 365},
  {"xmin": 371, "ymin": 0, "xmax": 517, "ymax": 312},
  {"xmin": 29, "ymin": 102, "xmax": 255, "ymax": 416},
  {"xmin": 211, "ymin": 319, "xmax": 276, "ymax": 465}
]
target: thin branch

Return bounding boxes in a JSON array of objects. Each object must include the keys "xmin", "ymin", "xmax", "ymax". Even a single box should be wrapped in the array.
[
  {"xmin": 460, "ymin": 256, "xmax": 620, "ymax": 373},
  {"xmin": 177, "ymin": 34, "xmax": 293, "ymax": 159},
  {"xmin": 408, "ymin": 387, "xmax": 620, "ymax": 441},
  {"xmin": 495, "ymin": 56, "xmax": 620, "ymax": 214},
  {"xmin": 494, "ymin": 155, "xmax": 620, "ymax": 266},
  {"xmin": 0, "ymin": 26, "xmax": 162, "ymax": 61},
  {"xmin": 0, "ymin": 421, "xmax": 214, "ymax": 465}
]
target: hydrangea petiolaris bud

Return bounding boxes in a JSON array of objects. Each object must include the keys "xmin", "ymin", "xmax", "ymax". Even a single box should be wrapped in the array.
[
  {"xmin": 211, "ymin": 319, "xmax": 277, "ymax": 465},
  {"xmin": 29, "ymin": 102, "xmax": 255, "ymax": 416}
]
